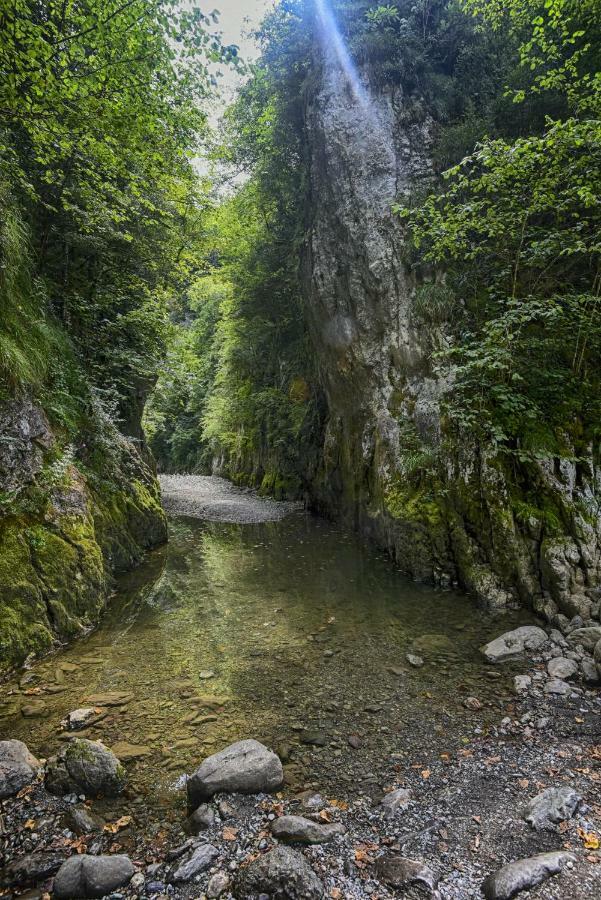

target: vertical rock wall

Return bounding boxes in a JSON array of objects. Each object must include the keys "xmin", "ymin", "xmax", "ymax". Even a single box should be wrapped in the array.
[{"xmin": 302, "ymin": 48, "xmax": 601, "ymax": 624}]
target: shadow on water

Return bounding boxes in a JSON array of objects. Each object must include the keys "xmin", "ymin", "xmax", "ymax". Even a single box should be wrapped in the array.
[{"xmin": 0, "ymin": 510, "xmax": 533, "ymax": 823}]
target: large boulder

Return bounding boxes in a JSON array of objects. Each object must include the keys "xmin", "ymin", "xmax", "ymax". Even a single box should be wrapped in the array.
[
  {"xmin": 233, "ymin": 846, "xmax": 323, "ymax": 899},
  {"xmin": 271, "ymin": 815, "xmax": 345, "ymax": 844},
  {"xmin": 53, "ymin": 854, "xmax": 134, "ymax": 898},
  {"xmin": 566, "ymin": 626, "xmax": 601, "ymax": 653},
  {"xmin": 0, "ymin": 740, "xmax": 40, "ymax": 799},
  {"xmin": 45, "ymin": 739, "xmax": 126, "ymax": 798},
  {"xmin": 482, "ymin": 851, "xmax": 575, "ymax": 900},
  {"xmin": 480, "ymin": 626, "xmax": 547, "ymax": 663},
  {"xmin": 187, "ymin": 739, "xmax": 283, "ymax": 806},
  {"xmin": 523, "ymin": 786, "xmax": 581, "ymax": 830}
]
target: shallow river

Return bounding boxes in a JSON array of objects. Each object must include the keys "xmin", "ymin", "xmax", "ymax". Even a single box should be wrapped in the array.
[{"xmin": 0, "ymin": 504, "xmax": 530, "ymax": 825}]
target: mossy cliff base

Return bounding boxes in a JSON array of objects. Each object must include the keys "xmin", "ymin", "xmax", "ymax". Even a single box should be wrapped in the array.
[
  {"xmin": 0, "ymin": 397, "xmax": 167, "ymax": 675},
  {"xmin": 301, "ymin": 54, "xmax": 601, "ymax": 624}
]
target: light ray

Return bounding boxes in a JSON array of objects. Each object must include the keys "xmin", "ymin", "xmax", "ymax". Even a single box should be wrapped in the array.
[{"xmin": 314, "ymin": 0, "xmax": 371, "ymax": 109}]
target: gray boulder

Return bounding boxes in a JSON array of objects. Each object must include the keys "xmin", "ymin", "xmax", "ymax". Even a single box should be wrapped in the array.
[
  {"xmin": 375, "ymin": 855, "xmax": 438, "ymax": 893},
  {"xmin": 0, "ymin": 852, "xmax": 64, "ymax": 888},
  {"xmin": 170, "ymin": 843, "xmax": 219, "ymax": 882},
  {"xmin": 544, "ymin": 677, "xmax": 572, "ymax": 697},
  {"xmin": 546, "ymin": 657, "xmax": 578, "ymax": 680},
  {"xmin": 187, "ymin": 739, "xmax": 282, "ymax": 805},
  {"xmin": 53, "ymin": 854, "xmax": 134, "ymax": 898},
  {"xmin": 0, "ymin": 740, "xmax": 40, "ymax": 799},
  {"xmin": 63, "ymin": 708, "xmax": 97, "ymax": 731},
  {"xmin": 567, "ymin": 626, "xmax": 601, "ymax": 652},
  {"xmin": 271, "ymin": 815, "xmax": 345, "ymax": 844},
  {"xmin": 185, "ymin": 803, "xmax": 215, "ymax": 834},
  {"xmin": 45, "ymin": 739, "xmax": 126, "ymax": 797},
  {"xmin": 523, "ymin": 786, "xmax": 581, "ymax": 830},
  {"xmin": 480, "ymin": 626, "xmax": 547, "ymax": 663},
  {"xmin": 233, "ymin": 845, "xmax": 323, "ymax": 899},
  {"xmin": 381, "ymin": 787, "xmax": 412, "ymax": 817},
  {"xmin": 482, "ymin": 851, "xmax": 574, "ymax": 899}
]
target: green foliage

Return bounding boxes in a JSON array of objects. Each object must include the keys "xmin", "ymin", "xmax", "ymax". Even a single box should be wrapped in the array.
[{"xmin": 399, "ymin": 1, "xmax": 601, "ymax": 463}]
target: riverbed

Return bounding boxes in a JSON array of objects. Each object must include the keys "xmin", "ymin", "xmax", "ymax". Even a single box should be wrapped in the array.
[{"xmin": 0, "ymin": 477, "xmax": 530, "ymax": 826}]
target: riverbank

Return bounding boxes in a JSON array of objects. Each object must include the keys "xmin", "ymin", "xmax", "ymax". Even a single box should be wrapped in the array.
[
  {"xmin": 159, "ymin": 474, "xmax": 303, "ymax": 524},
  {"xmin": 1, "ymin": 626, "xmax": 600, "ymax": 898}
]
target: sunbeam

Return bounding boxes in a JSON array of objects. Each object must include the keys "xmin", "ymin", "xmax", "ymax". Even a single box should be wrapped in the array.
[{"xmin": 314, "ymin": 0, "xmax": 371, "ymax": 110}]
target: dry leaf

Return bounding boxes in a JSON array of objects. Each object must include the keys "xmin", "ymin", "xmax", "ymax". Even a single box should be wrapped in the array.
[
  {"xmin": 319, "ymin": 809, "xmax": 333, "ymax": 823},
  {"xmin": 421, "ymin": 768, "xmax": 431, "ymax": 780},
  {"xmin": 578, "ymin": 828, "xmax": 600, "ymax": 850},
  {"xmin": 222, "ymin": 826, "xmax": 239, "ymax": 841},
  {"xmin": 330, "ymin": 889, "xmax": 342, "ymax": 899},
  {"xmin": 328, "ymin": 799, "xmax": 348, "ymax": 811},
  {"xmin": 23, "ymin": 818, "xmax": 36, "ymax": 830},
  {"xmin": 518, "ymin": 778, "xmax": 529, "ymax": 790},
  {"xmin": 103, "ymin": 815, "xmax": 133, "ymax": 834}
]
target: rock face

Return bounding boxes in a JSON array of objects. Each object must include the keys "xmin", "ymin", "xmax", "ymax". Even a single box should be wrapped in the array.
[
  {"xmin": 45, "ymin": 739, "xmax": 126, "ymax": 798},
  {"xmin": 0, "ymin": 740, "xmax": 40, "ymax": 799},
  {"xmin": 482, "ymin": 851, "xmax": 574, "ymax": 900},
  {"xmin": 0, "ymin": 396, "xmax": 167, "ymax": 675},
  {"xmin": 233, "ymin": 845, "xmax": 323, "ymax": 899},
  {"xmin": 271, "ymin": 815, "xmax": 345, "ymax": 844},
  {"xmin": 480, "ymin": 627, "xmax": 548, "ymax": 663},
  {"xmin": 523, "ymin": 786, "xmax": 581, "ymax": 830},
  {"xmin": 301, "ymin": 22, "xmax": 601, "ymax": 617},
  {"xmin": 53, "ymin": 854, "xmax": 134, "ymax": 898},
  {"xmin": 187, "ymin": 740, "xmax": 283, "ymax": 806}
]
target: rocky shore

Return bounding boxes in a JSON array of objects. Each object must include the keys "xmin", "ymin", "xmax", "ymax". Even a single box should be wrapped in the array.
[{"xmin": 1, "ymin": 623, "xmax": 600, "ymax": 899}]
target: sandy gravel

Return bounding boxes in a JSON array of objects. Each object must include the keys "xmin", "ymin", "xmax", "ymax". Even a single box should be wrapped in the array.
[{"xmin": 159, "ymin": 474, "xmax": 303, "ymax": 524}]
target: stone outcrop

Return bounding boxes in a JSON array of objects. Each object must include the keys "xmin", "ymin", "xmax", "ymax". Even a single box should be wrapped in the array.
[
  {"xmin": 0, "ymin": 395, "xmax": 167, "ymax": 674},
  {"xmin": 301, "ymin": 32, "xmax": 601, "ymax": 618}
]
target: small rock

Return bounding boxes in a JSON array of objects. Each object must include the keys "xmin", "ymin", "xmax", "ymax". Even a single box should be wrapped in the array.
[
  {"xmin": 381, "ymin": 787, "xmax": 411, "ymax": 817},
  {"xmin": 480, "ymin": 626, "xmax": 547, "ymax": 663},
  {"xmin": 412, "ymin": 633, "xmax": 454, "ymax": 655},
  {"xmin": 581, "ymin": 656, "xmax": 599, "ymax": 683},
  {"xmin": 375, "ymin": 855, "xmax": 437, "ymax": 893},
  {"xmin": 218, "ymin": 798, "xmax": 238, "ymax": 819},
  {"xmin": 300, "ymin": 730, "xmax": 327, "ymax": 746},
  {"xmin": 546, "ymin": 657, "xmax": 578, "ymax": 680},
  {"xmin": 207, "ymin": 871, "xmax": 229, "ymax": 898},
  {"xmin": 513, "ymin": 675, "xmax": 531, "ymax": 693},
  {"xmin": 347, "ymin": 735, "xmax": 361, "ymax": 749},
  {"xmin": 45, "ymin": 739, "xmax": 126, "ymax": 798},
  {"xmin": 463, "ymin": 696, "xmax": 482, "ymax": 710},
  {"xmin": 406, "ymin": 654, "xmax": 424, "ymax": 668},
  {"xmin": 170, "ymin": 844, "xmax": 219, "ymax": 882},
  {"xmin": 234, "ymin": 846, "xmax": 323, "ymax": 899},
  {"xmin": 482, "ymin": 851, "xmax": 575, "ymax": 899},
  {"xmin": 84, "ymin": 692, "xmax": 133, "ymax": 707},
  {"xmin": 543, "ymin": 678, "xmax": 571, "ymax": 697},
  {"xmin": 271, "ymin": 815, "xmax": 345, "ymax": 844},
  {"xmin": 53, "ymin": 854, "xmax": 134, "ymax": 898},
  {"xmin": 21, "ymin": 700, "xmax": 47, "ymax": 718},
  {"xmin": 110, "ymin": 742, "xmax": 151, "ymax": 761},
  {"xmin": 0, "ymin": 740, "xmax": 40, "ymax": 800},
  {"xmin": 64, "ymin": 708, "xmax": 97, "ymax": 731},
  {"xmin": 66, "ymin": 805, "xmax": 104, "ymax": 835},
  {"xmin": 185, "ymin": 804, "xmax": 214, "ymax": 834},
  {"xmin": 523, "ymin": 786, "xmax": 581, "ymax": 830},
  {"xmin": 187, "ymin": 739, "xmax": 283, "ymax": 805}
]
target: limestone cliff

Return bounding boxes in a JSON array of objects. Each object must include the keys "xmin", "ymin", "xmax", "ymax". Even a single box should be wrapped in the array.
[
  {"xmin": 0, "ymin": 396, "xmax": 167, "ymax": 674},
  {"xmin": 302, "ymin": 50, "xmax": 601, "ymax": 624}
]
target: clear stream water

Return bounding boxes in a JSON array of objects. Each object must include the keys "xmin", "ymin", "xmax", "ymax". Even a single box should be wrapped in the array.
[{"xmin": 0, "ymin": 508, "xmax": 530, "ymax": 824}]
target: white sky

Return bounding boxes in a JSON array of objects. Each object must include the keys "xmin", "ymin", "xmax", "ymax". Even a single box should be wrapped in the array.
[{"xmin": 208, "ymin": 0, "xmax": 275, "ymax": 101}]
